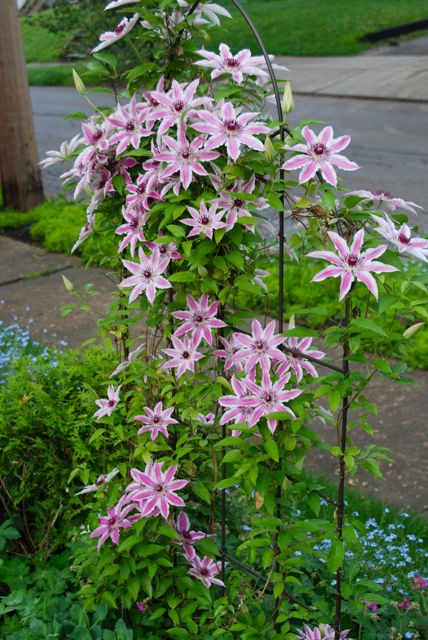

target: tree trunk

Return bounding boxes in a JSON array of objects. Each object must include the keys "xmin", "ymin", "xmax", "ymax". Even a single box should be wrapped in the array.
[{"xmin": 0, "ymin": 0, "xmax": 44, "ymax": 211}]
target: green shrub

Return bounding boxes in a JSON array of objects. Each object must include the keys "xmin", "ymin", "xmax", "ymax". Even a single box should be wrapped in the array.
[{"xmin": 0, "ymin": 347, "xmax": 130, "ymax": 552}]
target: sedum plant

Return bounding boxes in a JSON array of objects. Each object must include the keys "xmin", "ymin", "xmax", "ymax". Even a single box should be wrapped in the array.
[{"xmin": 39, "ymin": 0, "xmax": 428, "ymax": 638}]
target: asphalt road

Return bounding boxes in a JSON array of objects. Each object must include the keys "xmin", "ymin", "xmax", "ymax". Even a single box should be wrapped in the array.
[{"xmin": 30, "ymin": 86, "xmax": 428, "ymax": 227}]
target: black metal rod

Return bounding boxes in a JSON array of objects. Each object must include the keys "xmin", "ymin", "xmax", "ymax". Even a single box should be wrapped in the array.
[{"xmin": 334, "ymin": 295, "xmax": 351, "ymax": 640}]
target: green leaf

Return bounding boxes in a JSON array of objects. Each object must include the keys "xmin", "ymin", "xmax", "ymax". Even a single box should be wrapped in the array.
[
  {"xmin": 351, "ymin": 318, "xmax": 388, "ymax": 337},
  {"xmin": 166, "ymin": 224, "xmax": 186, "ymax": 238},
  {"xmin": 328, "ymin": 389, "xmax": 341, "ymax": 413},
  {"xmin": 264, "ymin": 439, "xmax": 279, "ymax": 462},
  {"xmin": 327, "ymin": 539, "xmax": 344, "ymax": 573},
  {"xmin": 169, "ymin": 271, "xmax": 196, "ymax": 283},
  {"xmin": 192, "ymin": 482, "xmax": 211, "ymax": 504}
]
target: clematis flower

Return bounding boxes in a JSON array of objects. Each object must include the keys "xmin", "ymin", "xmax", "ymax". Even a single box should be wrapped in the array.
[
  {"xmin": 188, "ymin": 553, "xmax": 224, "ymax": 588},
  {"xmin": 149, "ymin": 79, "xmax": 210, "ymax": 135},
  {"xmin": 81, "ymin": 120, "xmax": 112, "ymax": 152},
  {"xmin": 282, "ymin": 125, "xmax": 359, "ymax": 187},
  {"xmin": 162, "ymin": 335, "xmax": 204, "ymax": 378},
  {"xmin": 145, "ymin": 238, "xmax": 182, "ymax": 261},
  {"xmin": 110, "ymin": 343, "xmax": 145, "ymax": 377},
  {"xmin": 297, "ymin": 624, "xmax": 349, "ymax": 640},
  {"xmin": 192, "ymin": 101, "xmax": 270, "ymax": 161},
  {"xmin": 154, "ymin": 125, "xmax": 219, "ymax": 190},
  {"xmin": 195, "ymin": 43, "xmax": 269, "ymax": 84},
  {"xmin": 276, "ymin": 316, "xmax": 325, "ymax": 382},
  {"xmin": 346, "ymin": 189, "xmax": 423, "ymax": 215},
  {"xmin": 109, "ymin": 96, "xmax": 152, "ymax": 156},
  {"xmin": 121, "ymin": 247, "xmax": 171, "ymax": 304},
  {"xmin": 412, "ymin": 575, "xmax": 427, "ymax": 591},
  {"xmin": 39, "ymin": 133, "xmax": 83, "ymax": 168},
  {"xmin": 134, "ymin": 402, "xmax": 178, "ymax": 440},
  {"xmin": 75, "ymin": 468, "xmax": 120, "ymax": 496},
  {"xmin": 72, "ymin": 212, "xmax": 96, "ymax": 254},
  {"xmin": 182, "ymin": 200, "xmax": 226, "ymax": 239},
  {"xmin": 172, "ymin": 295, "xmax": 226, "ymax": 346},
  {"xmin": 371, "ymin": 214, "xmax": 428, "ymax": 262},
  {"xmin": 125, "ymin": 173, "xmax": 161, "ymax": 211},
  {"xmin": 239, "ymin": 368, "xmax": 302, "ymax": 433},
  {"xmin": 177, "ymin": 0, "xmax": 231, "ymax": 26},
  {"xmin": 197, "ymin": 412, "xmax": 215, "ymax": 425},
  {"xmin": 307, "ymin": 229, "xmax": 398, "ymax": 301},
  {"xmin": 90, "ymin": 495, "xmax": 134, "ymax": 550},
  {"xmin": 126, "ymin": 462, "xmax": 188, "ymax": 519},
  {"xmin": 105, "ymin": 0, "xmax": 140, "ymax": 9},
  {"xmin": 218, "ymin": 374, "xmax": 256, "ymax": 435},
  {"xmin": 94, "ymin": 385, "xmax": 121, "ymax": 419},
  {"xmin": 116, "ymin": 206, "xmax": 148, "ymax": 256},
  {"xmin": 252, "ymin": 268, "xmax": 270, "ymax": 292},
  {"xmin": 213, "ymin": 333, "xmax": 243, "ymax": 371},
  {"xmin": 92, "ymin": 14, "xmax": 139, "ymax": 53},
  {"xmin": 172, "ymin": 512, "xmax": 206, "ymax": 557},
  {"xmin": 216, "ymin": 174, "xmax": 268, "ymax": 230},
  {"xmin": 233, "ymin": 320, "xmax": 285, "ymax": 373}
]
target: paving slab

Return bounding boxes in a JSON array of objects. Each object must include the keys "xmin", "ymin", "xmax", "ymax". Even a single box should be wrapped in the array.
[
  {"xmin": 0, "ymin": 236, "xmax": 77, "ymax": 285},
  {"xmin": 276, "ymin": 55, "xmax": 428, "ymax": 102},
  {"xmin": 0, "ymin": 263, "xmax": 116, "ymax": 348}
]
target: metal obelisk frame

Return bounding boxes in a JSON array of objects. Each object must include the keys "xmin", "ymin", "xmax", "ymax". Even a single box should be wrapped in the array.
[{"xmin": 187, "ymin": 1, "xmax": 350, "ymax": 637}]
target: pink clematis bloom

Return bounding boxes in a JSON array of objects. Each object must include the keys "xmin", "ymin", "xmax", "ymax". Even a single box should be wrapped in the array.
[
  {"xmin": 412, "ymin": 575, "xmax": 427, "ymax": 591},
  {"xmin": 92, "ymin": 14, "xmax": 139, "ymax": 53},
  {"xmin": 307, "ymin": 229, "xmax": 398, "ymax": 301},
  {"xmin": 346, "ymin": 189, "xmax": 423, "ymax": 216},
  {"xmin": 240, "ymin": 368, "xmax": 302, "ymax": 433},
  {"xmin": 233, "ymin": 319, "xmax": 285, "ymax": 373},
  {"xmin": 371, "ymin": 214, "xmax": 428, "ymax": 262},
  {"xmin": 298, "ymin": 625, "xmax": 349, "ymax": 640},
  {"xmin": 195, "ymin": 43, "xmax": 269, "ymax": 84},
  {"xmin": 154, "ymin": 125, "xmax": 219, "ymax": 190},
  {"xmin": 197, "ymin": 412, "xmax": 215, "ymax": 426},
  {"xmin": 173, "ymin": 512, "xmax": 206, "ymax": 557},
  {"xmin": 192, "ymin": 101, "xmax": 270, "ymax": 162},
  {"xmin": 81, "ymin": 120, "xmax": 111, "ymax": 153},
  {"xmin": 150, "ymin": 79, "xmax": 211, "ymax": 135},
  {"xmin": 72, "ymin": 211, "xmax": 96, "ymax": 254},
  {"xmin": 145, "ymin": 237, "xmax": 182, "ymax": 261},
  {"xmin": 177, "ymin": 0, "xmax": 231, "ymax": 26},
  {"xmin": 126, "ymin": 462, "xmax": 188, "ymax": 519},
  {"xmin": 116, "ymin": 206, "xmax": 148, "ymax": 256},
  {"xmin": 162, "ymin": 335, "xmax": 204, "ymax": 379},
  {"xmin": 188, "ymin": 553, "xmax": 225, "ymax": 588},
  {"xmin": 125, "ymin": 173, "xmax": 161, "ymax": 211},
  {"xmin": 182, "ymin": 200, "xmax": 226, "ymax": 239},
  {"xmin": 94, "ymin": 385, "xmax": 121, "ymax": 419},
  {"xmin": 39, "ymin": 133, "xmax": 84, "ymax": 169},
  {"xmin": 105, "ymin": 0, "xmax": 140, "ymax": 9},
  {"xmin": 109, "ymin": 96, "xmax": 152, "ymax": 156},
  {"xmin": 75, "ymin": 467, "xmax": 120, "ymax": 496},
  {"xmin": 90, "ymin": 495, "xmax": 134, "ymax": 550},
  {"xmin": 134, "ymin": 402, "xmax": 178, "ymax": 440},
  {"xmin": 276, "ymin": 316, "xmax": 325, "ymax": 382},
  {"xmin": 282, "ymin": 125, "xmax": 359, "ymax": 187},
  {"xmin": 110, "ymin": 343, "xmax": 145, "ymax": 377},
  {"xmin": 121, "ymin": 246, "xmax": 172, "ymax": 304},
  {"xmin": 172, "ymin": 294, "xmax": 226, "ymax": 346},
  {"xmin": 219, "ymin": 374, "xmax": 257, "ymax": 435},
  {"xmin": 216, "ymin": 174, "xmax": 268, "ymax": 230},
  {"xmin": 214, "ymin": 333, "xmax": 243, "ymax": 371}
]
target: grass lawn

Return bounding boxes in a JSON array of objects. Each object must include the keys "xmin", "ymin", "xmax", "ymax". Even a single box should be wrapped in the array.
[
  {"xmin": 20, "ymin": 16, "xmax": 66, "ymax": 63},
  {"xmin": 27, "ymin": 64, "xmax": 79, "ymax": 87}
]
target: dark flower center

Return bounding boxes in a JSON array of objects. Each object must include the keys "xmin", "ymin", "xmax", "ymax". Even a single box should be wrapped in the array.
[
  {"xmin": 159, "ymin": 245, "xmax": 168, "ymax": 254},
  {"xmin": 373, "ymin": 189, "xmax": 391, "ymax": 198},
  {"xmin": 200, "ymin": 568, "xmax": 209, "ymax": 576},
  {"xmin": 125, "ymin": 120, "xmax": 135, "ymax": 132},
  {"xmin": 96, "ymin": 475, "xmax": 105, "ymax": 486},
  {"xmin": 312, "ymin": 143, "xmax": 327, "ymax": 156},
  {"xmin": 174, "ymin": 100, "xmax": 185, "ymax": 112},
  {"xmin": 93, "ymin": 129, "xmax": 103, "ymax": 141},
  {"xmin": 181, "ymin": 148, "xmax": 190, "ymax": 159},
  {"xmin": 148, "ymin": 96, "xmax": 159, "ymax": 107},
  {"xmin": 224, "ymin": 119, "xmax": 240, "ymax": 133},
  {"xmin": 130, "ymin": 219, "xmax": 138, "ymax": 229},
  {"xmin": 398, "ymin": 232, "xmax": 410, "ymax": 245},
  {"xmin": 347, "ymin": 254, "xmax": 360, "ymax": 268},
  {"xmin": 155, "ymin": 484, "xmax": 164, "ymax": 493},
  {"xmin": 226, "ymin": 57, "xmax": 240, "ymax": 68},
  {"xmin": 200, "ymin": 216, "xmax": 210, "ymax": 225},
  {"xmin": 182, "ymin": 351, "xmax": 190, "ymax": 359},
  {"xmin": 153, "ymin": 416, "xmax": 160, "ymax": 423},
  {"xmin": 233, "ymin": 199, "xmax": 244, "ymax": 208},
  {"xmin": 254, "ymin": 339, "xmax": 265, "ymax": 351},
  {"xmin": 182, "ymin": 531, "xmax": 191, "ymax": 540},
  {"xmin": 115, "ymin": 24, "xmax": 126, "ymax": 35},
  {"xmin": 193, "ymin": 314, "xmax": 204, "ymax": 324},
  {"xmin": 263, "ymin": 392, "xmax": 274, "ymax": 403},
  {"xmin": 143, "ymin": 270, "xmax": 152, "ymax": 279},
  {"xmin": 108, "ymin": 515, "xmax": 117, "ymax": 525},
  {"xmin": 108, "ymin": 399, "xmax": 115, "ymax": 407}
]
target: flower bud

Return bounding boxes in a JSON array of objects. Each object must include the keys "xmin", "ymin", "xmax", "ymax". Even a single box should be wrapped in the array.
[
  {"xmin": 403, "ymin": 322, "xmax": 425, "ymax": 339},
  {"xmin": 264, "ymin": 135, "xmax": 275, "ymax": 161},
  {"xmin": 72, "ymin": 68, "xmax": 85, "ymax": 95},
  {"xmin": 282, "ymin": 81, "xmax": 294, "ymax": 115}
]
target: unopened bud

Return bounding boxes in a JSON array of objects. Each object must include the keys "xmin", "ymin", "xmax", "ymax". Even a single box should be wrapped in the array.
[
  {"xmin": 264, "ymin": 136, "xmax": 275, "ymax": 161},
  {"xmin": 72, "ymin": 68, "xmax": 85, "ymax": 95},
  {"xmin": 282, "ymin": 81, "xmax": 294, "ymax": 115},
  {"xmin": 403, "ymin": 322, "xmax": 425, "ymax": 339}
]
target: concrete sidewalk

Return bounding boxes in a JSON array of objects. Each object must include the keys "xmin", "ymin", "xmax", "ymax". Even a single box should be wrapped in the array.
[{"xmin": 276, "ymin": 55, "xmax": 428, "ymax": 102}]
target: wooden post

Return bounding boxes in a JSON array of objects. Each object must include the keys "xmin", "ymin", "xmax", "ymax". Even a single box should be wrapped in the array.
[{"xmin": 0, "ymin": 0, "xmax": 44, "ymax": 211}]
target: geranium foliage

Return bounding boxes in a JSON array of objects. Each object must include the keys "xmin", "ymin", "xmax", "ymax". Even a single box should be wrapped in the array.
[{"xmin": 40, "ymin": 1, "xmax": 428, "ymax": 638}]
